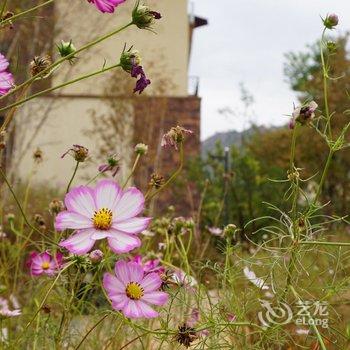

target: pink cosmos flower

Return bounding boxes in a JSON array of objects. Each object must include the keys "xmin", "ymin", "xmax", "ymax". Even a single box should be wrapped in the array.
[
  {"xmin": 131, "ymin": 255, "xmax": 165, "ymax": 275},
  {"xmin": 103, "ymin": 260, "xmax": 168, "ymax": 319},
  {"xmin": 87, "ymin": 0, "xmax": 125, "ymax": 13},
  {"xmin": 0, "ymin": 53, "xmax": 14, "ymax": 96},
  {"xmin": 0, "ymin": 297, "xmax": 21, "ymax": 318},
  {"xmin": 26, "ymin": 251, "xmax": 63, "ymax": 276},
  {"xmin": 55, "ymin": 179, "xmax": 151, "ymax": 255}
]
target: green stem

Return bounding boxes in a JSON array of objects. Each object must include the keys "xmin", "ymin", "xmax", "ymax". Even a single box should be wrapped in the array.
[
  {"xmin": 66, "ymin": 161, "xmax": 80, "ymax": 193},
  {"xmin": 0, "ymin": 0, "xmax": 54, "ymax": 27},
  {"xmin": 122, "ymin": 153, "xmax": 141, "ymax": 189},
  {"xmin": 0, "ymin": 167, "xmax": 57, "ymax": 245},
  {"xmin": 0, "ymin": 63, "xmax": 121, "ymax": 113},
  {"xmin": 147, "ymin": 142, "xmax": 184, "ymax": 200},
  {"xmin": 0, "ymin": 22, "xmax": 132, "ymax": 104},
  {"xmin": 300, "ymin": 240, "xmax": 350, "ymax": 247},
  {"xmin": 289, "ymin": 286, "xmax": 327, "ymax": 350}
]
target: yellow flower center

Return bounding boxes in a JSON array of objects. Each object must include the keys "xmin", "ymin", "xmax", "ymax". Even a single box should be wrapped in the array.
[
  {"xmin": 125, "ymin": 282, "xmax": 144, "ymax": 300},
  {"xmin": 93, "ymin": 208, "xmax": 113, "ymax": 230},
  {"xmin": 42, "ymin": 261, "xmax": 50, "ymax": 270}
]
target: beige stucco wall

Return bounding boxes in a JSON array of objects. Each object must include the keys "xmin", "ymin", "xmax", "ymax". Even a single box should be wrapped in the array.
[{"xmin": 13, "ymin": 0, "xmax": 190, "ymax": 185}]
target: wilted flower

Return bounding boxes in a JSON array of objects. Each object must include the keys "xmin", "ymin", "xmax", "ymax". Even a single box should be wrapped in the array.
[
  {"xmin": 120, "ymin": 48, "xmax": 150, "ymax": 94},
  {"xmin": 33, "ymin": 148, "xmax": 43, "ymax": 163},
  {"xmin": 89, "ymin": 249, "xmax": 104, "ymax": 263},
  {"xmin": 135, "ymin": 143, "xmax": 148, "ymax": 155},
  {"xmin": 103, "ymin": 260, "xmax": 168, "ymax": 318},
  {"xmin": 98, "ymin": 154, "xmax": 120, "ymax": 177},
  {"xmin": 57, "ymin": 40, "xmax": 77, "ymax": 63},
  {"xmin": 161, "ymin": 126, "xmax": 193, "ymax": 150},
  {"xmin": 175, "ymin": 323, "xmax": 198, "ymax": 348},
  {"xmin": 87, "ymin": 0, "xmax": 126, "ymax": 13},
  {"xmin": 149, "ymin": 173, "xmax": 164, "ymax": 189},
  {"xmin": 30, "ymin": 55, "xmax": 52, "ymax": 77},
  {"xmin": 132, "ymin": 3, "xmax": 161, "ymax": 29},
  {"xmin": 243, "ymin": 267, "xmax": 269, "ymax": 290},
  {"xmin": 290, "ymin": 101, "xmax": 318, "ymax": 129},
  {"xmin": 34, "ymin": 214, "xmax": 46, "ymax": 230},
  {"xmin": 172, "ymin": 269, "xmax": 198, "ymax": 289},
  {"xmin": 0, "ymin": 297, "xmax": 21, "ymax": 318},
  {"xmin": 1, "ymin": 11, "xmax": 14, "ymax": 30},
  {"xmin": 55, "ymin": 179, "xmax": 151, "ymax": 255},
  {"xmin": 0, "ymin": 53, "xmax": 14, "ymax": 96},
  {"xmin": 61, "ymin": 144, "xmax": 89, "ymax": 162},
  {"xmin": 49, "ymin": 199, "xmax": 65, "ymax": 215},
  {"xmin": 323, "ymin": 13, "xmax": 339, "ymax": 29},
  {"xmin": 131, "ymin": 255, "xmax": 165, "ymax": 275},
  {"xmin": 26, "ymin": 251, "xmax": 63, "ymax": 276}
]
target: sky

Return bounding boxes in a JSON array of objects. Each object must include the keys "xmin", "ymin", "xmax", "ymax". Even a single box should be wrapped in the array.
[{"xmin": 189, "ymin": 0, "xmax": 350, "ymax": 140}]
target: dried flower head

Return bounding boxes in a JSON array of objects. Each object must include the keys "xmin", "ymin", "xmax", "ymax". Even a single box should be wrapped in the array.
[
  {"xmin": 49, "ymin": 199, "xmax": 65, "ymax": 215},
  {"xmin": 57, "ymin": 40, "xmax": 77, "ymax": 63},
  {"xmin": 161, "ymin": 126, "xmax": 193, "ymax": 150},
  {"xmin": 132, "ymin": 2, "xmax": 162, "ymax": 30},
  {"xmin": 175, "ymin": 323, "xmax": 198, "ymax": 348},
  {"xmin": 323, "ymin": 13, "xmax": 339, "ymax": 29},
  {"xmin": 61, "ymin": 144, "xmax": 89, "ymax": 162},
  {"xmin": 34, "ymin": 214, "xmax": 46, "ymax": 230},
  {"xmin": 33, "ymin": 148, "xmax": 43, "ymax": 163},
  {"xmin": 149, "ymin": 173, "xmax": 164, "ymax": 189},
  {"xmin": 135, "ymin": 143, "xmax": 148, "ymax": 155},
  {"xmin": 30, "ymin": 55, "xmax": 52, "ymax": 78}
]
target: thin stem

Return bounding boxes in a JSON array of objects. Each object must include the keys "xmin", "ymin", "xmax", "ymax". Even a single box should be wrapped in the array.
[
  {"xmin": 66, "ymin": 161, "xmax": 80, "ymax": 193},
  {"xmin": 0, "ymin": 167, "xmax": 57, "ymax": 245},
  {"xmin": 289, "ymin": 286, "xmax": 327, "ymax": 350},
  {"xmin": 122, "ymin": 154, "xmax": 141, "ymax": 189},
  {"xmin": 0, "ymin": 22, "xmax": 132, "ymax": 103},
  {"xmin": 147, "ymin": 142, "xmax": 184, "ymax": 200},
  {"xmin": 75, "ymin": 314, "xmax": 109, "ymax": 350},
  {"xmin": 0, "ymin": 63, "xmax": 121, "ymax": 114},
  {"xmin": 300, "ymin": 240, "xmax": 350, "ymax": 247},
  {"xmin": 0, "ymin": 0, "xmax": 54, "ymax": 27}
]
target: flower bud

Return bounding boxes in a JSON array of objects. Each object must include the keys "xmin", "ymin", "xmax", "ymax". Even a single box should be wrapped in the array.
[
  {"xmin": 326, "ymin": 41, "xmax": 337, "ymax": 54},
  {"xmin": 49, "ymin": 199, "xmax": 65, "ymax": 215},
  {"xmin": 57, "ymin": 40, "xmax": 77, "ymax": 63},
  {"xmin": 5, "ymin": 213, "xmax": 15, "ymax": 222},
  {"xmin": 323, "ymin": 14, "xmax": 339, "ymax": 29},
  {"xmin": 132, "ymin": 3, "xmax": 161, "ymax": 29},
  {"xmin": 30, "ymin": 55, "xmax": 52, "ymax": 78},
  {"xmin": 89, "ymin": 249, "xmax": 103, "ymax": 263},
  {"xmin": 120, "ymin": 48, "xmax": 141, "ymax": 73},
  {"xmin": 223, "ymin": 224, "xmax": 237, "ymax": 238},
  {"xmin": 135, "ymin": 143, "xmax": 148, "ymax": 155}
]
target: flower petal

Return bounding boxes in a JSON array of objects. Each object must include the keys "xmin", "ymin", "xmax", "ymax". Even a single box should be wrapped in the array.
[
  {"xmin": 114, "ymin": 260, "xmax": 131, "ymax": 284},
  {"xmin": 126, "ymin": 262, "xmax": 144, "ymax": 283},
  {"xmin": 107, "ymin": 231, "xmax": 141, "ymax": 254},
  {"xmin": 142, "ymin": 291, "xmax": 168, "ymax": 306},
  {"xmin": 94, "ymin": 179, "xmax": 122, "ymax": 212},
  {"xmin": 112, "ymin": 217, "xmax": 151, "ymax": 234},
  {"xmin": 65, "ymin": 185, "xmax": 96, "ymax": 218},
  {"xmin": 114, "ymin": 187, "xmax": 145, "ymax": 221},
  {"xmin": 111, "ymin": 294, "xmax": 129, "ymax": 311},
  {"xmin": 59, "ymin": 229, "xmax": 95, "ymax": 255},
  {"xmin": 55, "ymin": 211, "xmax": 93, "ymax": 231},
  {"xmin": 140, "ymin": 273, "xmax": 162, "ymax": 292},
  {"xmin": 123, "ymin": 300, "xmax": 159, "ymax": 319},
  {"xmin": 103, "ymin": 273, "xmax": 125, "ymax": 296}
]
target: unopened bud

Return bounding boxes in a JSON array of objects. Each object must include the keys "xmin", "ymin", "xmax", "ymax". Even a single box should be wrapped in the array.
[
  {"xmin": 135, "ymin": 143, "xmax": 148, "ymax": 155},
  {"xmin": 57, "ymin": 40, "xmax": 77, "ymax": 63},
  {"xmin": 323, "ymin": 14, "xmax": 339, "ymax": 29},
  {"xmin": 89, "ymin": 249, "xmax": 103, "ymax": 263}
]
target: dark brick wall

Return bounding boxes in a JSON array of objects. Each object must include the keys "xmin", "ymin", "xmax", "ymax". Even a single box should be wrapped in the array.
[{"xmin": 133, "ymin": 96, "xmax": 201, "ymax": 215}]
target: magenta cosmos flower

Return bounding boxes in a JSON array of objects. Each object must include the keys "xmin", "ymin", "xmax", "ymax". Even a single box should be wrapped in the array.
[
  {"xmin": 132, "ymin": 255, "xmax": 165, "ymax": 275},
  {"xmin": 103, "ymin": 260, "xmax": 168, "ymax": 319},
  {"xmin": 0, "ymin": 53, "xmax": 14, "ymax": 96},
  {"xmin": 26, "ymin": 251, "xmax": 63, "ymax": 276},
  {"xmin": 87, "ymin": 0, "xmax": 125, "ymax": 13},
  {"xmin": 55, "ymin": 179, "xmax": 151, "ymax": 255}
]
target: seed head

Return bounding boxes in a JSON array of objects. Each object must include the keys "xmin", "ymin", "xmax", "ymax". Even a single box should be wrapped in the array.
[
  {"xmin": 149, "ymin": 172, "xmax": 164, "ymax": 189},
  {"xmin": 175, "ymin": 323, "xmax": 198, "ymax": 348},
  {"xmin": 33, "ymin": 148, "xmax": 43, "ymax": 164},
  {"xmin": 49, "ymin": 199, "xmax": 65, "ymax": 215},
  {"xmin": 62, "ymin": 144, "xmax": 89, "ymax": 162},
  {"xmin": 30, "ymin": 55, "xmax": 52, "ymax": 77},
  {"xmin": 135, "ymin": 143, "xmax": 148, "ymax": 155}
]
